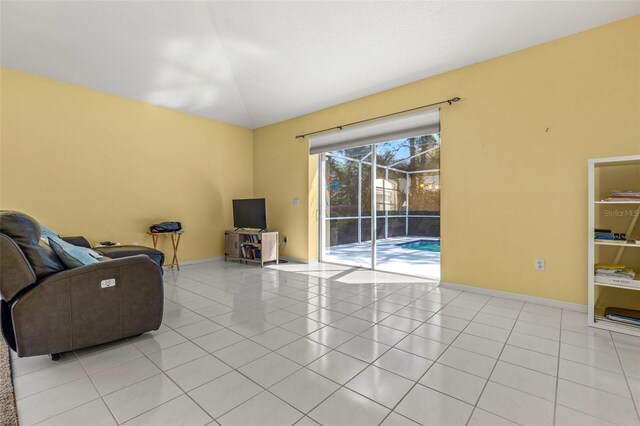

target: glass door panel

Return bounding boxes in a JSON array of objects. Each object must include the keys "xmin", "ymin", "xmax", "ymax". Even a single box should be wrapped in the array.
[
  {"xmin": 374, "ymin": 136, "xmax": 441, "ymax": 278},
  {"xmin": 322, "ymin": 145, "xmax": 373, "ymax": 268}
]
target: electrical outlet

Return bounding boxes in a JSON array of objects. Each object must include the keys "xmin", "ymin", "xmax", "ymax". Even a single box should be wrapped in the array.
[
  {"xmin": 283, "ymin": 236, "xmax": 288, "ymax": 244},
  {"xmin": 535, "ymin": 258, "xmax": 545, "ymax": 271}
]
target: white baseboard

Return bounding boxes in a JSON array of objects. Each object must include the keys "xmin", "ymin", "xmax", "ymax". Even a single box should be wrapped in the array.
[
  {"xmin": 169, "ymin": 256, "xmax": 224, "ymax": 267},
  {"xmin": 177, "ymin": 256, "xmax": 317, "ymax": 266},
  {"xmin": 439, "ymin": 281, "xmax": 587, "ymax": 313},
  {"xmin": 279, "ymin": 256, "xmax": 319, "ymax": 264}
]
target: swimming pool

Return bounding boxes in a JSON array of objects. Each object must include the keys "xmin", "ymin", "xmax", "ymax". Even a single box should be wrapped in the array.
[{"xmin": 398, "ymin": 239, "xmax": 441, "ymax": 252}]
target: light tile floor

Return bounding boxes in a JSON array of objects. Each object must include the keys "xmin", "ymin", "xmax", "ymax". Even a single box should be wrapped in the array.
[{"xmin": 11, "ymin": 261, "xmax": 640, "ymax": 425}]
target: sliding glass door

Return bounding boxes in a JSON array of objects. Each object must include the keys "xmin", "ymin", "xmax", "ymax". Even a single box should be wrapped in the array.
[
  {"xmin": 320, "ymin": 135, "xmax": 440, "ymax": 278},
  {"xmin": 321, "ymin": 145, "xmax": 373, "ymax": 269}
]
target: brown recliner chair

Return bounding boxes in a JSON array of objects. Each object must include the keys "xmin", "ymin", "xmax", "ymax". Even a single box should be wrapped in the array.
[{"xmin": 0, "ymin": 211, "xmax": 164, "ymax": 358}]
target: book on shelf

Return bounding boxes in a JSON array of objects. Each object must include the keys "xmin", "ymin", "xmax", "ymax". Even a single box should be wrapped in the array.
[
  {"xmin": 604, "ymin": 307, "xmax": 640, "ymax": 326},
  {"xmin": 596, "ymin": 316, "xmax": 640, "ymax": 329},
  {"xmin": 605, "ymin": 316, "xmax": 640, "ymax": 326},
  {"xmin": 595, "ymin": 268, "xmax": 634, "ymax": 277},
  {"xmin": 595, "ymin": 263, "xmax": 626, "ymax": 269},
  {"xmin": 594, "ymin": 229, "xmax": 614, "ymax": 239},
  {"xmin": 605, "ymin": 190, "xmax": 640, "ymax": 201},
  {"xmin": 595, "ymin": 275, "xmax": 639, "ymax": 287},
  {"xmin": 594, "ymin": 264, "xmax": 636, "ymax": 286}
]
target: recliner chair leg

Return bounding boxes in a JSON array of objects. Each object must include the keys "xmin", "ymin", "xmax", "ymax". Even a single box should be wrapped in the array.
[{"xmin": 50, "ymin": 353, "xmax": 61, "ymax": 361}]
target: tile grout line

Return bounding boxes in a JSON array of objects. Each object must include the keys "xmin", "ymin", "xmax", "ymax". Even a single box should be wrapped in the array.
[
  {"xmin": 15, "ymin": 342, "xmax": 151, "ymax": 424},
  {"xmin": 164, "ymin": 270, "xmax": 413, "ymax": 422},
  {"xmin": 550, "ymin": 333, "xmax": 640, "ymax": 426},
  {"xmin": 81, "ymin": 319, "xmax": 202, "ymax": 425},
  {"xmin": 478, "ymin": 307, "xmax": 640, "ymax": 425},
  {"xmin": 192, "ymin": 337, "xmax": 312, "ymax": 422},
  {"xmin": 611, "ymin": 333, "xmax": 640, "ymax": 423},
  {"xmin": 28, "ymin": 309, "xmax": 206, "ymax": 424},
  {"xmin": 189, "ymin": 277, "xmax": 425, "ymax": 422},
  {"xmin": 72, "ymin": 350, "xmax": 120, "ymax": 425},
  {"xmin": 21, "ymin": 302, "xmax": 600, "ymax": 426},
  {"xmin": 293, "ymin": 290, "xmax": 448, "ymax": 425},
  {"xmin": 552, "ymin": 308, "xmax": 563, "ymax": 425},
  {"xmin": 127, "ymin": 306, "xmax": 226, "ymax": 424},
  {"xmin": 26, "ymin": 384, "xmax": 111, "ymax": 425},
  {"xmin": 157, "ymin": 318, "xmax": 309, "ymax": 422},
  {"xmin": 552, "ymin": 329, "xmax": 640, "ymax": 400},
  {"xmin": 123, "ymin": 347, "xmax": 216, "ymax": 425},
  {"xmin": 240, "ymin": 285, "xmax": 441, "ymax": 422},
  {"xmin": 167, "ymin": 264, "xmax": 640, "ymax": 425},
  {"xmin": 31, "ymin": 344, "xmax": 159, "ymax": 425},
  {"xmin": 463, "ymin": 297, "xmax": 526, "ymax": 426},
  {"xmin": 21, "ymin": 284, "xmax": 489, "ymax": 425},
  {"xmin": 508, "ymin": 329, "xmax": 640, "ymax": 399},
  {"xmin": 374, "ymin": 290, "xmax": 496, "ymax": 426},
  {"xmin": 109, "ymin": 276, "xmax": 312, "ymax": 425},
  {"xmin": 258, "ymin": 285, "xmax": 448, "ymax": 422},
  {"xmin": 15, "ymin": 263, "xmax": 640, "ymax": 426}
]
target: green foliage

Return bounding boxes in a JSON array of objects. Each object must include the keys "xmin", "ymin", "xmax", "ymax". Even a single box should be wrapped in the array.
[{"xmin": 326, "ymin": 135, "xmax": 440, "ymax": 218}]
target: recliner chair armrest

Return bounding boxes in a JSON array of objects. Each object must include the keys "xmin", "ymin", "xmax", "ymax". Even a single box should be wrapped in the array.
[
  {"xmin": 0, "ymin": 234, "xmax": 37, "ymax": 302},
  {"xmin": 11, "ymin": 255, "xmax": 164, "ymax": 357},
  {"xmin": 61, "ymin": 236, "xmax": 91, "ymax": 248}
]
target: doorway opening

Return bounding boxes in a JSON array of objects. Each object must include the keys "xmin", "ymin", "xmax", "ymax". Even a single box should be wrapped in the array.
[{"xmin": 319, "ymin": 134, "xmax": 440, "ymax": 278}]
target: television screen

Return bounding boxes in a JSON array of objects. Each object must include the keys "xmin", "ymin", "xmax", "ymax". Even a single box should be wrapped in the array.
[{"xmin": 232, "ymin": 198, "xmax": 267, "ymax": 230}]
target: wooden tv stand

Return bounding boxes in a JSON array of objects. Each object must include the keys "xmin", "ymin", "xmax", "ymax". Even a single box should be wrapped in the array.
[{"xmin": 224, "ymin": 229, "xmax": 279, "ymax": 267}]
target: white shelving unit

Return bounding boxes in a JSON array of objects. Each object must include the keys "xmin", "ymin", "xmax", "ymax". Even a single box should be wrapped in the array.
[{"xmin": 588, "ymin": 155, "xmax": 640, "ymax": 336}]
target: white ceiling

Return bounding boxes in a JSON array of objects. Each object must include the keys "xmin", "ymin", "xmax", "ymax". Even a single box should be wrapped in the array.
[{"xmin": 2, "ymin": 1, "xmax": 639, "ymax": 129}]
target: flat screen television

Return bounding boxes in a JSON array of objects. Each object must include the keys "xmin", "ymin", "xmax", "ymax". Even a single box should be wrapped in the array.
[{"xmin": 232, "ymin": 198, "xmax": 267, "ymax": 231}]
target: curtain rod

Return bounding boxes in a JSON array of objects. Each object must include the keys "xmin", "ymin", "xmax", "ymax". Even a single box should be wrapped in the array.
[{"xmin": 295, "ymin": 96, "xmax": 460, "ymax": 139}]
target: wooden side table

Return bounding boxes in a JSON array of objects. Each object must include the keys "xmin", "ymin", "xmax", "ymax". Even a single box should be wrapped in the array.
[{"xmin": 147, "ymin": 230, "xmax": 184, "ymax": 270}]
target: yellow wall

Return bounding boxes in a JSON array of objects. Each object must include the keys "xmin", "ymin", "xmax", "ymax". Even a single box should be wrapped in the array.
[
  {"xmin": 254, "ymin": 16, "xmax": 640, "ymax": 304},
  {"xmin": 1, "ymin": 68, "xmax": 254, "ymax": 261},
  {"xmin": 2, "ymin": 17, "xmax": 637, "ymax": 304}
]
